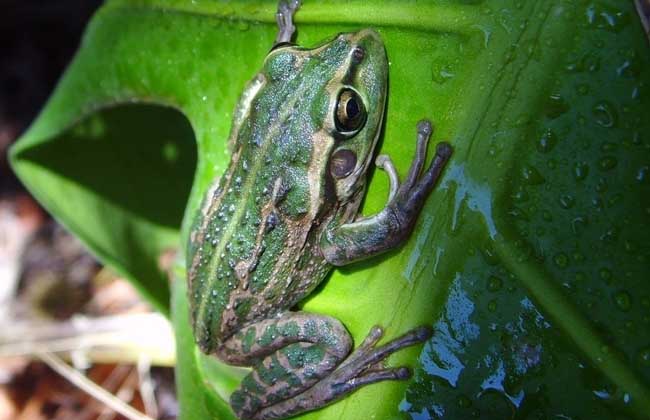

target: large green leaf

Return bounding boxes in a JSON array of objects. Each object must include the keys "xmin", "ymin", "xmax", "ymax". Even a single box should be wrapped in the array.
[{"xmin": 10, "ymin": 0, "xmax": 650, "ymax": 419}]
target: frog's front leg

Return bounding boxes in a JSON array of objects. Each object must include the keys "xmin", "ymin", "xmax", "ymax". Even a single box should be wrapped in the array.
[{"xmin": 321, "ymin": 120, "xmax": 452, "ymax": 265}]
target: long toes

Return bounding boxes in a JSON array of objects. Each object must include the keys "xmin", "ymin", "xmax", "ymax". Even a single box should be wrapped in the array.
[
  {"xmin": 435, "ymin": 141, "xmax": 453, "ymax": 160},
  {"xmin": 403, "ymin": 120, "xmax": 434, "ymax": 192},
  {"xmin": 355, "ymin": 326, "xmax": 432, "ymax": 370},
  {"xmin": 365, "ymin": 326, "xmax": 384, "ymax": 344},
  {"xmin": 338, "ymin": 326, "xmax": 384, "ymax": 371},
  {"xmin": 375, "ymin": 154, "xmax": 389, "ymax": 168},
  {"xmin": 416, "ymin": 119, "xmax": 433, "ymax": 139},
  {"xmin": 410, "ymin": 326, "xmax": 433, "ymax": 342},
  {"xmin": 352, "ymin": 367, "xmax": 412, "ymax": 388},
  {"xmin": 396, "ymin": 366, "xmax": 412, "ymax": 379},
  {"xmin": 356, "ymin": 326, "xmax": 384, "ymax": 353},
  {"xmin": 412, "ymin": 143, "xmax": 452, "ymax": 197}
]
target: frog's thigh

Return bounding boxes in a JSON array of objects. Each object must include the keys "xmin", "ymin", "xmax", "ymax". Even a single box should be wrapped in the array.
[{"xmin": 217, "ymin": 312, "xmax": 352, "ymax": 420}]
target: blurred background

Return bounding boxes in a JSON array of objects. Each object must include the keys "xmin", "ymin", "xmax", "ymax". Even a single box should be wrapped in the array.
[{"xmin": 1, "ymin": 1, "xmax": 177, "ymax": 419}]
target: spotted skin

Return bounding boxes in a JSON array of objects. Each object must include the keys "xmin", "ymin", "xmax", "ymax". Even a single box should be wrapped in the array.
[{"xmin": 187, "ymin": 2, "xmax": 452, "ymax": 419}]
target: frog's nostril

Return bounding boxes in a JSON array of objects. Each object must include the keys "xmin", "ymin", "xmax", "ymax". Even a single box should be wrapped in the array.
[{"xmin": 351, "ymin": 47, "xmax": 365, "ymax": 64}]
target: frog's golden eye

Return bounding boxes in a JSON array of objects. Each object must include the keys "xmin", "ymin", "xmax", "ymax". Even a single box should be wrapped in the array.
[{"xmin": 335, "ymin": 88, "xmax": 366, "ymax": 134}]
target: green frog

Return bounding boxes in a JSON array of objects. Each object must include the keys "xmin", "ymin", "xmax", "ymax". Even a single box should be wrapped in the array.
[{"xmin": 187, "ymin": 1, "xmax": 452, "ymax": 419}]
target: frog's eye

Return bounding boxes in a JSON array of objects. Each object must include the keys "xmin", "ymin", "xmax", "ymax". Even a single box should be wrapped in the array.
[{"xmin": 335, "ymin": 88, "xmax": 366, "ymax": 134}]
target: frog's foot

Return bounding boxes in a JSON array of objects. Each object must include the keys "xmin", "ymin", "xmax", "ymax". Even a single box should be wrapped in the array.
[
  {"xmin": 253, "ymin": 326, "xmax": 432, "ymax": 420},
  {"xmin": 274, "ymin": 0, "xmax": 301, "ymax": 45},
  {"xmin": 376, "ymin": 120, "xmax": 452, "ymax": 220},
  {"xmin": 320, "ymin": 119, "xmax": 452, "ymax": 266},
  {"xmin": 322, "ymin": 325, "xmax": 431, "ymax": 391}
]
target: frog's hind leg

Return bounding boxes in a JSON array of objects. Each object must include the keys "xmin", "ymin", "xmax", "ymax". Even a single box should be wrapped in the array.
[
  {"xmin": 253, "ymin": 325, "xmax": 432, "ymax": 420},
  {"xmin": 217, "ymin": 312, "xmax": 352, "ymax": 420}
]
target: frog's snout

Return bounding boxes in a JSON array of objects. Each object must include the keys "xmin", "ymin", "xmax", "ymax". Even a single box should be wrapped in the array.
[{"xmin": 343, "ymin": 28, "xmax": 387, "ymax": 71}]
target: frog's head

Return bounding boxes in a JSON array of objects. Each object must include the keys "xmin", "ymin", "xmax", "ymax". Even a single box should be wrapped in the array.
[
  {"xmin": 320, "ymin": 29, "xmax": 388, "ymax": 202},
  {"xmin": 261, "ymin": 29, "xmax": 388, "ymax": 207}
]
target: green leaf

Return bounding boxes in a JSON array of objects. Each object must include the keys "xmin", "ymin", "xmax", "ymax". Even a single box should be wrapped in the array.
[{"xmin": 10, "ymin": 0, "xmax": 650, "ymax": 419}]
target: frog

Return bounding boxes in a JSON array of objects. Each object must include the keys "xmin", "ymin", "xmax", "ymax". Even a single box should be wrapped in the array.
[{"xmin": 186, "ymin": 1, "xmax": 452, "ymax": 419}]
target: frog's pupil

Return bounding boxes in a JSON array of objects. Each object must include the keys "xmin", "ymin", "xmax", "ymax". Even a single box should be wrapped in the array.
[{"xmin": 346, "ymin": 98, "xmax": 359, "ymax": 119}]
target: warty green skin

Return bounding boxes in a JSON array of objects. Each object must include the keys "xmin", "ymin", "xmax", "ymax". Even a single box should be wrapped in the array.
[{"xmin": 187, "ymin": 28, "xmax": 452, "ymax": 420}]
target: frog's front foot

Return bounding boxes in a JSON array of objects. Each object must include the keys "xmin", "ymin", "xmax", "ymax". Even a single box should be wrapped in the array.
[
  {"xmin": 274, "ymin": 0, "xmax": 301, "ymax": 45},
  {"xmin": 320, "ymin": 119, "xmax": 452, "ymax": 266},
  {"xmin": 376, "ymin": 120, "xmax": 452, "ymax": 227},
  {"xmin": 252, "ymin": 326, "xmax": 432, "ymax": 420}
]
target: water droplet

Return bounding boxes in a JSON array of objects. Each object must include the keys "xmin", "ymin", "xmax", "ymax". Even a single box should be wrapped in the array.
[
  {"xmin": 545, "ymin": 93, "xmax": 569, "ymax": 119},
  {"xmin": 432, "ymin": 63, "xmax": 456, "ymax": 84},
  {"xmin": 571, "ymin": 216, "xmax": 588, "ymax": 234},
  {"xmin": 521, "ymin": 164, "xmax": 545, "ymax": 185},
  {"xmin": 457, "ymin": 394, "xmax": 472, "ymax": 408},
  {"xmin": 613, "ymin": 290, "xmax": 632, "ymax": 312},
  {"xmin": 573, "ymin": 162, "xmax": 589, "ymax": 181},
  {"xmin": 592, "ymin": 101, "xmax": 618, "ymax": 128},
  {"xmin": 509, "ymin": 206, "xmax": 529, "ymax": 220},
  {"xmin": 481, "ymin": 246, "xmax": 500, "ymax": 266},
  {"xmin": 511, "ymin": 187, "xmax": 529, "ymax": 203},
  {"xmin": 487, "ymin": 275, "xmax": 503, "ymax": 292},
  {"xmin": 586, "ymin": 4, "xmax": 629, "ymax": 33},
  {"xmin": 576, "ymin": 83, "xmax": 590, "ymax": 95},
  {"xmin": 617, "ymin": 59, "xmax": 640, "ymax": 79},
  {"xmin": 600, "ymin": 225, "xmax": 619, "ymax": 242},
  {"xmin": 569, "ymin": 52, "xmax": 600, "ymax": 73},
  {"xmin": 599, "ymin": 268, "xmax": 613, "ymax": 284},
  {"xmin": 638, "ymin": 347, "xmax": 650, "ymax": 367},
  {"xmin": 600, "ymin": 142, "xmax": 617, "ymax": 153},
  {"xmin": 624, "ymin": 240, "xmax": 638, "ymax": 254},
  {"xmin": 637, "ymin": 166, "xmax": 649, "ymax": 184},
  {"xmin": 598, "ymin": 156, "xmax": 618, "ymax": 171},
  {"xmin": 542, "ymin": 210, "xmax": 553, "ymax": 222},
  {"xmin": 487, "ymin": 299, "xmax": 498, "ymax": 312},
  {"xmin": 537, "ymin": 128, "xmax": 558, "ymax": 153},
  {"xmin": 559, "ymin": 194, "xmax": 575, "ymax": 209},
  {"xmin": 553, "ymin": 252, "xmax": 569, "ymax": 268}
]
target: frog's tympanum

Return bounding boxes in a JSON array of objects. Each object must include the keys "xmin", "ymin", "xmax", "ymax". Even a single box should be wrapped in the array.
[{"xmin": 187, "ymin": 1, "xmax": 452, "ymax": 419}]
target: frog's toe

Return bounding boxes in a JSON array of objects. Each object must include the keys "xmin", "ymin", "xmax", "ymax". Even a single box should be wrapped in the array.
[
  {"xmin": 411, "ymin": 141, "xmax": 452, "ymax": 199},
  {"xmin": 416, "ymin": 119, "xmax": 433, "ymax": 137},
  {"xmin": 435, "ymin": 141, "xmax": 453, "ymax": 160},
  {"xmin": 333, "ymin": 325, "xmax": 431, "ymax": 386}
]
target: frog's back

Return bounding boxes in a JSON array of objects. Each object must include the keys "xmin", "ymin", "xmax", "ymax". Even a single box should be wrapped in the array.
[{"xmin": 187, "ymin": 37, "xmax": 355, "ymax": 352}]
